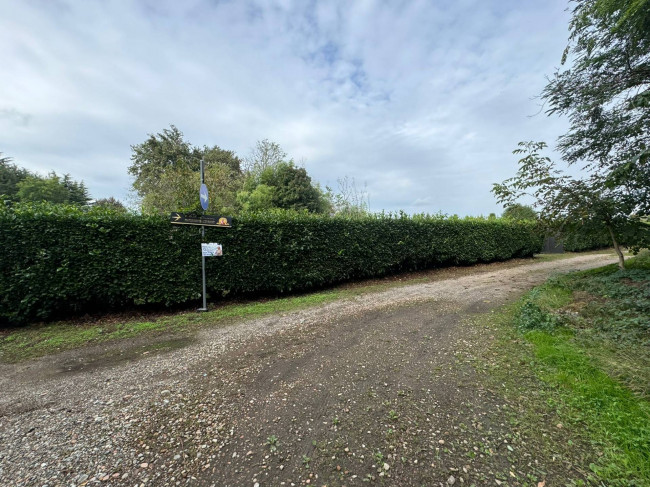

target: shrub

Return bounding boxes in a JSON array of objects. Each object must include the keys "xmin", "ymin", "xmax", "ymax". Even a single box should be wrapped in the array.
[{"xmin": 0, "ymin": 203, "xmax": 542, "ymax": 324}]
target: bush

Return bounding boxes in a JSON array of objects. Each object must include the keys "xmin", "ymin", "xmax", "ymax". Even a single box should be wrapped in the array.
[{"xmin": 0, "ymin": 203, "xmax": 542, "ymax": 324}]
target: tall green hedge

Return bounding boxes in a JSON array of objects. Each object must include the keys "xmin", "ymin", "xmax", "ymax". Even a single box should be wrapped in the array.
[{"xmin": 0, "ymin": 204, "xmax": 542, "ymax": 324}]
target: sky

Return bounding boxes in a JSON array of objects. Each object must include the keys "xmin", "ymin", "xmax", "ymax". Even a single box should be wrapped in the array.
[{"xmin": 0, "ymin": 0, "xmax": 573, "ymax": 216}]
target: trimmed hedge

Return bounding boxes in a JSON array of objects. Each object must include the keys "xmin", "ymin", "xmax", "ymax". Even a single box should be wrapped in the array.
[{"xmin": 0, "ymin": 204, "xmax": 542, "ymax": 324}]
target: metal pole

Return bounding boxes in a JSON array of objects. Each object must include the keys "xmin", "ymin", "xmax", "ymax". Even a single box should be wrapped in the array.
[{"xmin": 198, "ymin": 159, "xmax": 208, "ymax": 312}]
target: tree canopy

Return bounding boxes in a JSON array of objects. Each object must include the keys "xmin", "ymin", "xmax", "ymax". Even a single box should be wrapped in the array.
[
  {"xmin": 494, "ymin": 0, "xmax": 650, "ymax": 268},
  {"xmin": 128, "ymin": 125, "xmax": 243, "ymax": 214},
  {"xmin": 502, "ymin": 203, "xmax": 537, "ymax": 221},
  {"xmin": 0, "ymin": 154, "xmax": 29, "ymax": 201},
  {"xmin": 494, "ymin": 142, "xmax": 649, "ymax": 269},
  {"xmin": 1, "ymin": 153, "xmax": 90, "ymax": 206},
  {"xmin": 544, "ymin": 0, "xmax": 649, "ymax": 169},
  {"xmin": 238, "ymin": 160, "xmax": 330, "ymax": 214}
]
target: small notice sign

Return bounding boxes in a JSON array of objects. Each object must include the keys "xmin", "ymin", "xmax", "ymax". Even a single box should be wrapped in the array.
[{"xmin": 201, "ymin": 243, "xmax": 223, "ymax": 257}]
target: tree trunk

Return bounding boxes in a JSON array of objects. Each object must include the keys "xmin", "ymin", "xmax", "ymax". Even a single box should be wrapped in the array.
[{"xmin": 607, "ymin": 225, "xmax": 625, "ymax": 270}]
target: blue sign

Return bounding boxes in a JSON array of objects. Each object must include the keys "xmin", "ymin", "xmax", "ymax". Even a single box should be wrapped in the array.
[{"xmin": 199, "ymin": 184, "xmax": 209, "ymax": 211}]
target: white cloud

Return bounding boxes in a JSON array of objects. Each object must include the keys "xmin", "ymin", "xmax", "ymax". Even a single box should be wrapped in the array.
[{"xmin": 0, "ymin": 0, "xmax": 572, "ymax": 215}]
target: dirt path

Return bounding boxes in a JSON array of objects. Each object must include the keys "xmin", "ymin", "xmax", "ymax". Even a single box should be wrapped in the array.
[{"xmin": 0, "ymin": 253, "xmax": 615, "ymax": 486}]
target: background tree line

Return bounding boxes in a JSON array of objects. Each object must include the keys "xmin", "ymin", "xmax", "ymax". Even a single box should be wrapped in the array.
[
  {"xmin": 128, "ymin": 125, "xmax": 367, "ymax": 216},
  {"xmin": 1, "ymin": 153, "xmax": 91, "ymax": 206},
  {"xmin": 2, "ymin": 126, "xmax": 369, "ymax": 217}
]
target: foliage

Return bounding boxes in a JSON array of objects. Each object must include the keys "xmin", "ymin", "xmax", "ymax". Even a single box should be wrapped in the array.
[
  {"xmin": 509, "ymin": 253, "xmax": 650, "ymax": 484},
  {"xmin": 516, "ymin": 299, "xmax": 561, "ymax": 333},
  {"xmin": 1, "ymin": 153, "xmax": 89, "ymax": 205},
  {"xmin": 129, "ymin": 125, "xmax": 243, "ymax": 214},
  {"xmin": 0, "ymin": 154, "xmax": 29, "ymax": 201},
  {"xmin": 140, "ymin": 162, "xmax": 242, "ymax": 215},
  {"xmin": 16, "ymin": 174, "xmax": 70, "ymax": 203},
  {"xmin": 244, "ymin": 139, "xmax": 287, "ymax": 173},
  {"xmin": 61, "ymin": 173, "xmax": 91, "ymax": 205},
  {"xmin": 493, "ymin": 141, "xmax": 650, "ymax": 269},
  {"xmin": 16, "ymin": 172, "xmax": 89, "ymax": 205},
  {"xmin": 515, "ymin": 280, "xmax": 572, "ymax": 332},
  {"xmin": 568, "ymin": 251, "xmax": 650, "ymax": 344},
  {"xmin": 562, "ymin": 228, "xmax": 611, "ymax": 251},
  {"xmin": 0, "ymin": 203, "xmax": 541, "ymax": 324},
  {"xmin": 543, "ymin": 0, "xmax": 650, "ymax": 173},
  {"xmin": 496, "ymin": 1, "xmax": 650, "ymax": 268},
  {"xmin": 93, "ymin": 197, "xmax": 128, "ymax": 213},
  {"xmin": 236, "ymin": 183, "xmax": 275, "ymax": 213},
  {"xmin": 501, "ymin": 204, "xmax": 536, "ymax": 221},
  {"xmin": 239, "ymin": 157, "xmax": 330, "ymax": 214}
]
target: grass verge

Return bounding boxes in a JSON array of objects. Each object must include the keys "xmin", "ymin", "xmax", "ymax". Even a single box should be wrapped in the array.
[
  {"xmin": 0, "ymin": 275, "xmax": 433, "ymax": 363},
  {"xmin": 0, "ymin": 290, "xmax": 345, "ymax": 363},
  {"xmin": 482, "ymin": 250, "xmax": 650, "ymax": 486}
]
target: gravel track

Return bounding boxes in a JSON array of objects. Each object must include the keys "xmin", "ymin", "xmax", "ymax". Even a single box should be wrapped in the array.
[{"xmin": 0, "ymin": 253, "xmax": 615, "ymax": 486}]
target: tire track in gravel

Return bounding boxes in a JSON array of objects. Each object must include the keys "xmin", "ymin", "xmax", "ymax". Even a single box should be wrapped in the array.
[{"xmin": 0, "ymin": 253, "xmax": 615, "ymax": 486}]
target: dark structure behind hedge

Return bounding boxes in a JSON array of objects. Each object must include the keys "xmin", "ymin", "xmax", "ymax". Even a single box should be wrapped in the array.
[
  {"xmin": 0, "ymin": 204, "xmax": 543, "ymax": 324},
  {"xmin": 561, "ymin": 230, "xmax": 611, "ymax": 252}
]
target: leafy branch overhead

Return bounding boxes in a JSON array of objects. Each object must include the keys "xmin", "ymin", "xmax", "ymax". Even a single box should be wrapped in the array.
[{"xmin": 494, "ymin": 0, "xmax": 650, "ymax": 269}]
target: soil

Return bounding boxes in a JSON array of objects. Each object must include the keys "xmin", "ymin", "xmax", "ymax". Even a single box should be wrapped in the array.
[{"xmin": 0, "ymin": 253, "xmax": 615, "ymax": 486}]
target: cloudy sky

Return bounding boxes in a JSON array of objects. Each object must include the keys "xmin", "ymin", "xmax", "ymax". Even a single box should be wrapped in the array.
[{"xmin": 0, "ymin": 0, "xmax": 572, "ymax": 215}]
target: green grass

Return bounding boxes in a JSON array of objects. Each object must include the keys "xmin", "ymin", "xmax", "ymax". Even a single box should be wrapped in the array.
[
  {"xmin": 486, "ymin": 250, "xmax": 650, "ymax": 486},
  {"xmin": 0, "ymin": 290, "xmax": 343, "ymax": 362}
]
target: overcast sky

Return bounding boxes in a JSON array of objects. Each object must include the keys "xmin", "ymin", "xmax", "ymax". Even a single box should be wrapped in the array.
[{"xmin": 0, "ymin": 0, "xmax": 572, "ymax": 215}]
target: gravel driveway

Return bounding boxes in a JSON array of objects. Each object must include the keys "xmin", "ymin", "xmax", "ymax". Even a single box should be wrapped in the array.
[{"xmin": 0, "ymin": 253, "xmax": 615, "ymax": 486}]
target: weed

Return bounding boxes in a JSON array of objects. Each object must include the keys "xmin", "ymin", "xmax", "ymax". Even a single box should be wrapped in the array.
[
  {"xmin": 388, "ymin": 410, "xmax": 399, "ymax": 421},
  {"xmin": 266, "ymin": 435, "xmax": 279, "ymax": 452},
  {"xmin": 302, "ymin": 454, "xmax": 311, "ymax": 468}
]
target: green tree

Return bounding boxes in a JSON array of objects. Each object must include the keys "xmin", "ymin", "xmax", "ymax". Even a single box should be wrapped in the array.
[
  {"xmin": 239, "ymin": 140, "xmax": 330, "ymax": 214},
  {"xmin": 493, "ymin": 142, "xmax": 649, "ymax": 269},
  {"xmin": 140, "ymin": 163, "xmax": 242, "ymax": 215},
  {"xmin": 16, "ymin": 173, "xmax": 71, "ymax": 204},
  {"xmin": 542, "ymin": 0, "xmax": 649, "ymax": 180},
  {"xmin": 128, "ymin": 125, "xmax": 243, "ymax": 214},
  {"xmin": 237, "ymin": 183, "xmax": 276, "ymax": 212},
  {"xmin": 0, "ymin": 153, "xmax": 29, "ymax": 201},
  {"xmin": 94, "ymin": 197, "xmax": 128, "ymax": 213},
  {"xmin": 495, "ymin": 1, "xmax": 650, "ymax": 268},
  {"xmin": 239, "ymin": 161, "xmax": 330, "ymax": 213},
  {"xmin": 62, "ymin": 174, "xmax": 90, "ymax": 205},
  {"xmin": 502, "ymin": 204, "xmax": 537, "ymax": 221}
]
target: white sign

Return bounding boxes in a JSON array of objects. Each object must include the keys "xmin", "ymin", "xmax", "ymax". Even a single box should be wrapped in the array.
[{"xmin": 201, "ymin": 243, "xmax": 223, "ymax": 257}]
